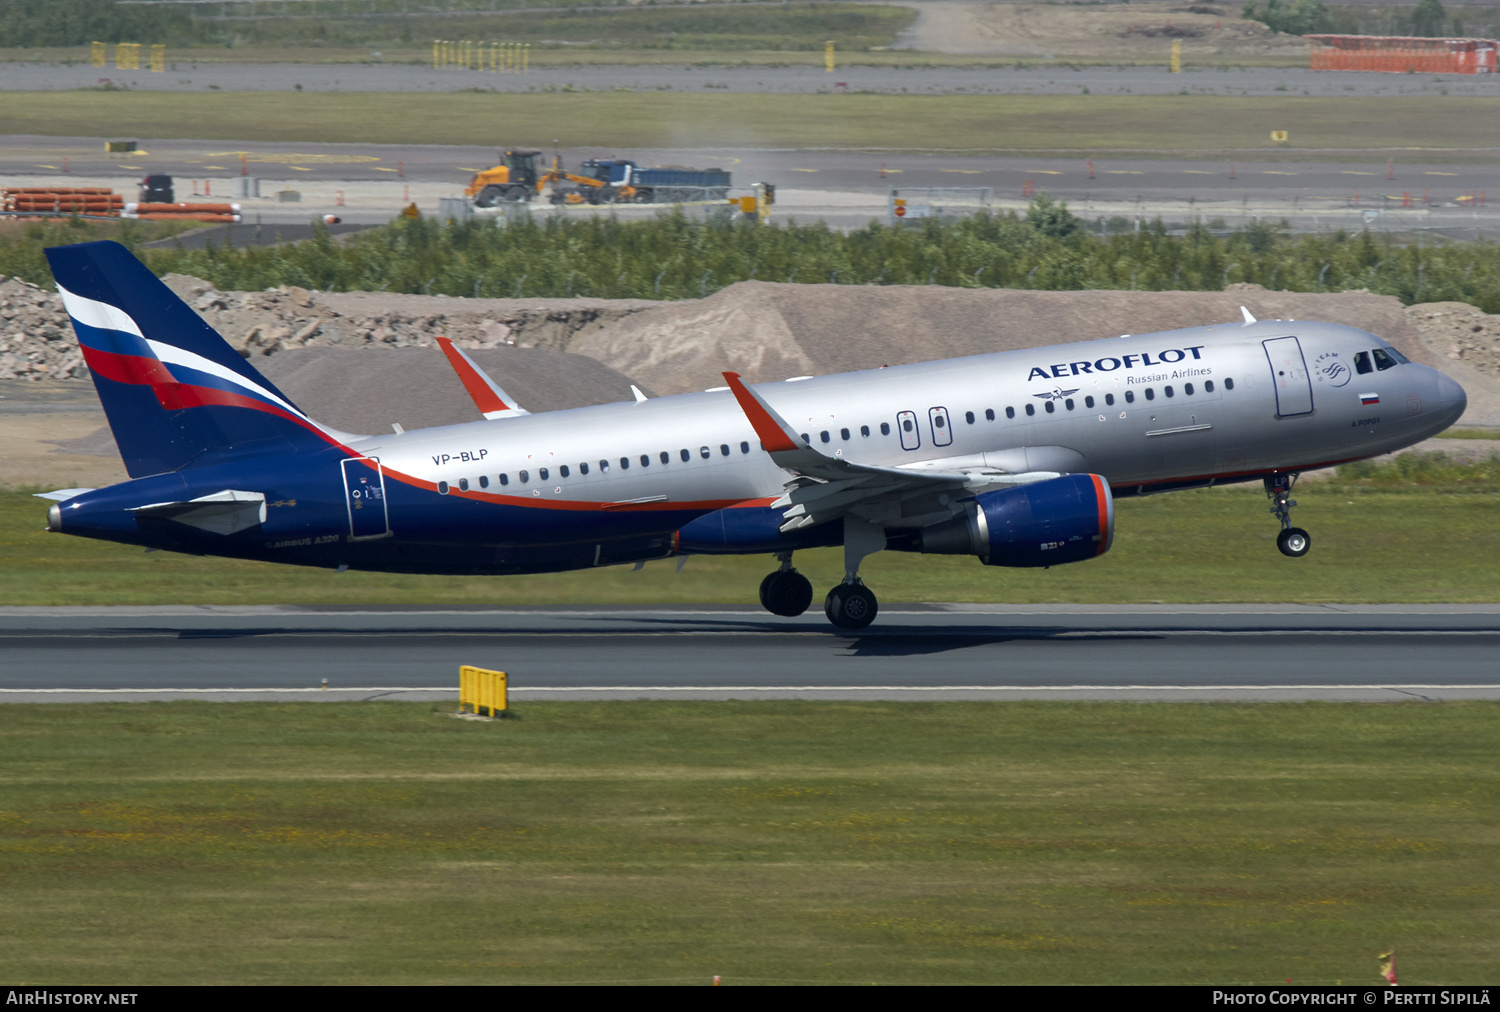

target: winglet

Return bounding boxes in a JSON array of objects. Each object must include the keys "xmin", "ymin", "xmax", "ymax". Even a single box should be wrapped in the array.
[
  {"xmin": 435, "ymin": 336, "xmax": 530, "ymax": 420},
  {"xmin": 722, "ymin": 372, "xmax": 803, "ymax": 453},
  {"xmin": 630, "ymin": 384, "xmax": 649, "ymax": 403},
  {"xmin": 1240, "ymin": 306, "xmax": 1257, "ymax": 324}
]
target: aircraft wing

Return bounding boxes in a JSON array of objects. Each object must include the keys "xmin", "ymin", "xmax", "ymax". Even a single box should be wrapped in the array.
[
  {"xmin": 723, "ymin": 372, "xmax": 1054, "ymax": 532},
  {"xmin": 435, "ymin": 336, "xmax": 531, "ymax": 420}
]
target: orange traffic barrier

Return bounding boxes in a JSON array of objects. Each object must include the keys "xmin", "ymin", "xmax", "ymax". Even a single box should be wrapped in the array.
[
  {"xmin": 131, "ymin": 213, "xmax": 240, "ymax": 223},
  {"xmin": 129, "ymin": 202, "xmax": 239, "ymax": 214}
]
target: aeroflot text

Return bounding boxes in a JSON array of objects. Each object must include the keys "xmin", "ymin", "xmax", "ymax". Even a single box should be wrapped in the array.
[
  {"xmin": 1027, "ymin": 346, "xmax": 1206, "ymax": 382},
  {"xmin": 6, "ymin": 995, "xmax": 138, "ymax": 1005},
  {"xmin": 1212, "ymin": 994, "xmax": 1491, "ymax": 1006}
]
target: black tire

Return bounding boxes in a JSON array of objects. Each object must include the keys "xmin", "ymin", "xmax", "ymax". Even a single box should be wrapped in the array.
[
  {"xmin": 474, "ymin": 185, "xmax": 505, "ymax": 209},
  {"xmin": 633, "ymin": 189, "xmax": 654, "ymax": 204},
  {"xmin": 1277, "ymin": 527, "xmax": 1311, "ymax": 558},
  {"xmin": 758, "ymin": 572, "xmax": 779, "ymax": 613},
  {"xmin": 502, "ymin": 185, "xmax": 531, "ymax": 204},
  {"xmin": 594, "ymin": 187, "xmax": 617, "ymax": 205},
  {"xmin": 766, "ymin": 571, "xmax": 813, "ymax": 617},
  {"xmin": 825, "ymin": 584, "xmax": 878, "ymax": 630}
]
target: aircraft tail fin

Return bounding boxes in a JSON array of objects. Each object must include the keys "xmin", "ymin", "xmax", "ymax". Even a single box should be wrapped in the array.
[{"xmin": 45, "ymin": 240, "xmax": 347, "ymax": 478}]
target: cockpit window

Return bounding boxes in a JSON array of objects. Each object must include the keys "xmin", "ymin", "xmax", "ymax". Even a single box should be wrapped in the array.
[
  {"xmin": 1353, "ymin": 351, "xmax": 1373, "ymax": 375},
  {"xmin": 1372, "ymin": 348, "xmax": 1399, "ymax": 371},
  {"xmin": 1385, "ymin": 347, "xmax": 1410, "ymax": 365}
]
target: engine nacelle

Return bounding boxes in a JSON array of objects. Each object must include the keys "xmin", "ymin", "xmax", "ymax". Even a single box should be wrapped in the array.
[{"xmin": 917, "ymin": 473, "xmax": 1115, "ymax": 567}]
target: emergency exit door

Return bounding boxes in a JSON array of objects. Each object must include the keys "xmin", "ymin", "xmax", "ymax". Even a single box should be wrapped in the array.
[
  {"xmin": 1263, "ymin": 337, "xmax": 1314, "ymax": 417},
  {"xmin": 341, "ymin": 457, "xmax": 391, "ymax": 540}
]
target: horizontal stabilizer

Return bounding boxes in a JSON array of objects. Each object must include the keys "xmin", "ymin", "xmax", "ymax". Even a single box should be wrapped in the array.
[
  {"xmin": 435, "ymin": 336, "xmax": 530, "ymax": 420},
  {"xmin": 129, "ymin": 489, "xmax": 266, "ymax": 536},
  {"xmin": 33, "ymin": 488, "xmax": 96, "ymax": 502}
]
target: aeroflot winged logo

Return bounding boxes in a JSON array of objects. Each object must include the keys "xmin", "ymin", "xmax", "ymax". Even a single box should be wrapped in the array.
[
  {"xmin": 1033, "ymin": 387, "xmax": 1079, "ymax": 402},
  {"xmin": 1026, "ymin": 345, "xmax": 1207, "ymax": 382}
]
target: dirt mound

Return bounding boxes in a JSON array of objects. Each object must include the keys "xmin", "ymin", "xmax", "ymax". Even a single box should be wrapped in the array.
[
  {"xmin": 159, "ymin": 274, "xmax": 656, "ymax": 359},
  {"xmin": 572, "ymin": 279, "xmax": 1427, "ymax": 381},
  {"xmin": 260, "ymin": 345, "xmax": 648, "ymax": 435},
  {"xmin": 895, "ymin": 2, "xmax": 1307, "ymax": 59}
]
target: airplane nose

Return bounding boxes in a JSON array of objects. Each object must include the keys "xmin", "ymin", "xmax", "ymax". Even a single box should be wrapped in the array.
[{"xmin": 1435, "ymin": 370, "xmax": 1468, "ymax": 427}]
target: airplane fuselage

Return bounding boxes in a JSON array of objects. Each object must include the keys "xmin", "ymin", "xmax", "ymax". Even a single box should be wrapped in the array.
[{"xmin": 51, "ymin": 318, "xmax": 1467, "ymax": 576}]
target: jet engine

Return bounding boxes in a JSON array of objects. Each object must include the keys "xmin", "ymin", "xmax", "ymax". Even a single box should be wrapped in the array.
[{"xmin": 916, "ymin": 473, "xmax": 1115, "ymax": 567}]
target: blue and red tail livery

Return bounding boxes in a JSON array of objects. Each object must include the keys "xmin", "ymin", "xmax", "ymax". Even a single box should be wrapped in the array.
[
  {"xmin": 37, "ymin": 241, "xmax": 1466, "ymax": 628},
  {"xmin": 45, "ymin": 241, "xmax": 338, "ymax": 478}
]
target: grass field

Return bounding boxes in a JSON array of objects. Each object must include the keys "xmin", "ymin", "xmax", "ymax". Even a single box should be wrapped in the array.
[
  {"xmin": 1, "ymin": 700, "xmax": 1495, "ymax": 984},
  {"xmin": 2, "ymin": 92, "xmax": 1494, "ymax": 154},
  {"xmin": 4, "ymin": 474, "xmax": 1498, "ymax": 606}
]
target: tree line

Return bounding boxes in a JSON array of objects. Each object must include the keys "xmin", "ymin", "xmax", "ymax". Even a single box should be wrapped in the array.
[
  {"xmin": 133, "ymin": 201, "xmax": 1500, "ymax": 313},
  {"xmin": 3, "ymin": 204, "xmax": 1497, "ymax": 313}
]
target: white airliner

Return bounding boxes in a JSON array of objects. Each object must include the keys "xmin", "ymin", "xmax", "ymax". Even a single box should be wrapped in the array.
[{"xmin": 39, "ymin": 241, "xmax": 1467, "ymax": 629}]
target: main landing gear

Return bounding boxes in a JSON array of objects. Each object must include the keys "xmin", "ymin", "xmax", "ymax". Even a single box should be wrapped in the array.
[
  {"xmin": 759, "ymin": 552, "xmax": 813, "ymax": 617},
  {"xmin": 824, "ymin": 581, "xmax": 878, "ymax": 631},
  {"xmin": 1264, "ymin": 473, "xmax": 1311, "ymax": 558},
  {"xmin": 758, "ymin": 519, "xmax": 887, "ymax": 631}
]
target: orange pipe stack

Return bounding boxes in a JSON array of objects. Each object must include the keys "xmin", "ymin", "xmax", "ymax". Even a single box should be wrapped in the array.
[
  {"xmin": 1308, "ymin": 35, "xmax": 1499, "ymax": 74},
  {"xmin": 122, "ymin": 201, "xmax": 242, "ymax": 224},
  {"xmin": 3, "ymin": 187, "xmax": 123, "ymax": 215}
]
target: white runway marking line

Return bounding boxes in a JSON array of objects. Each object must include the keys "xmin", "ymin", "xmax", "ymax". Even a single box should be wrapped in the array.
[
  {"xmin": 6, "ymin": 629, "xmax": 1493, "ymax": 639},
  {"xmin": 6, "ymin": 685, "xmax": 1500, "ymax": 695}
]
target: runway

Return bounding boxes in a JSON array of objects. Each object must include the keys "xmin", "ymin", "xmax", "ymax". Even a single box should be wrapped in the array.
[{"xmin": 3, "ymin": 604, "xmax": 1498, "ymax": 703}]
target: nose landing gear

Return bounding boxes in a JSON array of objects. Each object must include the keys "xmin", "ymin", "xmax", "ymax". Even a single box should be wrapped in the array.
[
  {"xmin": 759, "ymin": 551, "xmax": 813, "ymax": 617},
  {"xmin": 1265, "ymin": 474, "xmax": 1311, "ymax": 558}
]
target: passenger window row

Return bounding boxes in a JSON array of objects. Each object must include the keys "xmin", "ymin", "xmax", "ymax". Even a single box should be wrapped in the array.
[
  {"xmin": 438, "ymin": 441, "xmax": 755, "ymax": 494},
  {"xmin": 785, "ymin": 378, "xmax": 1240, "ymax": 447},
  {"xmin": 440, "ymin": 374, "xmax": 1249, "ymax": 494}
]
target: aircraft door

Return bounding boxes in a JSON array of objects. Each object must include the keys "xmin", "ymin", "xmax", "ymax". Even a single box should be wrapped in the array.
[
  {"xmin": 928, "ymin": 406, "xmax": 953, "ymax": 447},
  {"xmin": 1263, "ymin": 337, "xmax": 1313, "ymax": 417},
  {"xmin": 896, "ymin": 410, "xmax": 921, "ymax": 450},
  {"xmin": 341, "ymin": 457, "xmax": 391, "ymax": 540}
]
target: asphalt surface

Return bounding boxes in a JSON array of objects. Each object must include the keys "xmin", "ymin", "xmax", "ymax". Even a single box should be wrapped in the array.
[
  {"xmin": 6, "ymin": 136, "xmax": 1495, "ymax": 239},
  {"xmin": 4, "ymin": 604, "xmax": 1498, "ymax": 703}
]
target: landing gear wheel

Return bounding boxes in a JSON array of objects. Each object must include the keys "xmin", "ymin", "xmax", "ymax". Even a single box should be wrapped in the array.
[
  {"xmin": 1277, "ymin": 527, "xmax": 1311, "ymax": 558},
  {"xmin": 759, "ymin": 570, "xmax": 813, "ymax": 617},
  {"xmin": 824, "ymin": 584, "xmax": 878, "ymax": 631}
]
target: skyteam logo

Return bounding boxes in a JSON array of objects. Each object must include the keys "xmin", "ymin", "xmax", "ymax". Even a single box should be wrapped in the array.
[
  {"xmin": 1313, "ymin": 351, "xmax": 1352, "ymax": 387},
  {"xmin": 1027, "ymin": 345, "xmax": 1206, "ymax": 382}
]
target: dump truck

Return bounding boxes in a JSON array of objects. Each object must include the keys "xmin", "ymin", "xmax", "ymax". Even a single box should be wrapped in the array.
[{"xmin": 579, "ymin": 159, "xmax": 732, "ymax": 203}]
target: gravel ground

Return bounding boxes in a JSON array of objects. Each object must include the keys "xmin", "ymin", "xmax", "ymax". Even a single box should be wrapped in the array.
[{"xmin": 4, "ymin": 60, "xmax": 1498, "ymax": 98}]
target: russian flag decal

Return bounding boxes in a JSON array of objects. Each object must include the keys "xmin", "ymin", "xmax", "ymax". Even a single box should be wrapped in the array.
[{"xmin": 1360, "ymin": 392, "xmax": 1380, "ymax": 405}]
